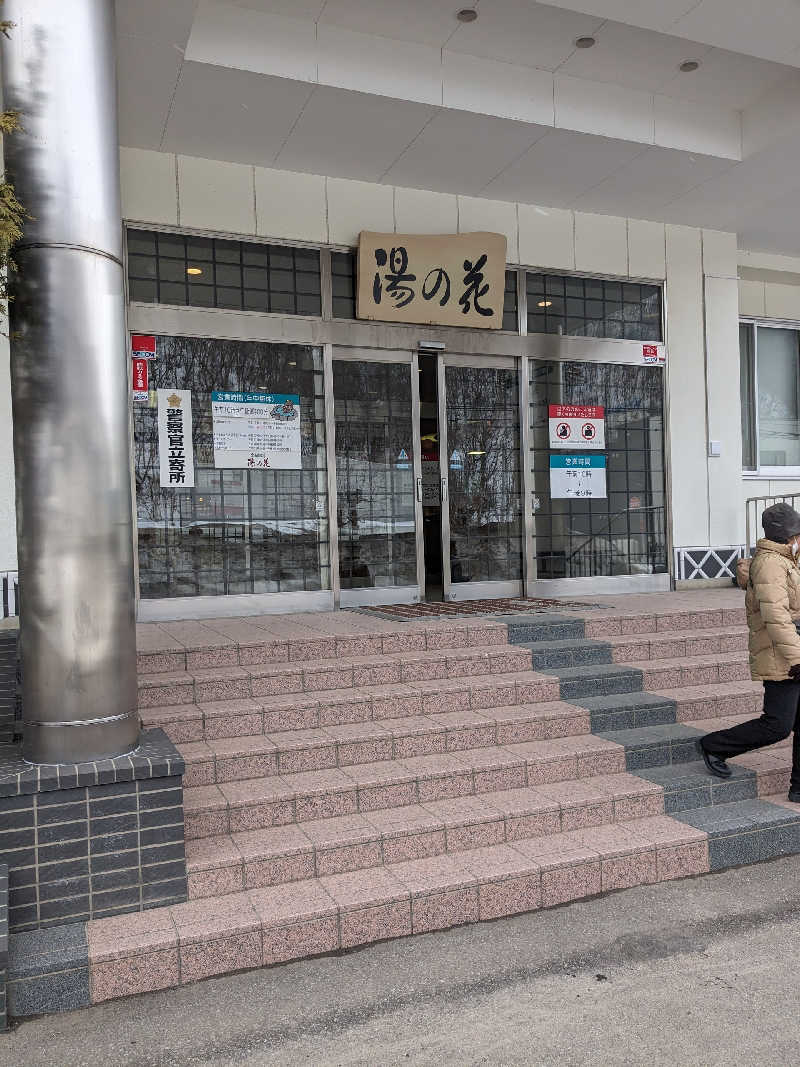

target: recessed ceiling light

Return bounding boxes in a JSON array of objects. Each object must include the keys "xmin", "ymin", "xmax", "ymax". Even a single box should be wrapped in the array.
[
  {"xmin": 538, "ymin": 300, "xmax": 553, "ymax": 308},
  {"xmin": 457, "ymin": 8, "xmax": 477, "ymax": 22},
  {"xmin": 186, "ymin": 266, "xmax": 203, "ymax": 276},
  {"xmin": 467, "ymin": 450, "xmax": 486, "ymax": 456},
  {"xmin": 575, "ymin": 36, "xmax": 596, "ymax": 49},
  {"xmin": 679, "ymin": 59, "xmax": 700, "ymax": 72}
]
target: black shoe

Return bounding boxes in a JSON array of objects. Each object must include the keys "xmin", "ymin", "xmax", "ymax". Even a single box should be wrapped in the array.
[
  {"xmin": 788, "ymin": 791, "xmax": 800, "ymax": 803},
  {"xmin": 700, "ymin": 743, "xmax": 732, "ymax": 779}
]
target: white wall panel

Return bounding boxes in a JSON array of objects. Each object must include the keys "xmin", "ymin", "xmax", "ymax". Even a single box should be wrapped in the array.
[
  {"xmin": 442, "ymin": 52, "xmax": 554, "ymax": 125},
  {"xmin": 764, "ymin": 281, "xmax": 800, "ymax": 321},
  {"xmin": 702, "ymin": 229, "xmax": 738, "ymax": 277},
  {"xmin": 318, "ymin": 25, "xmax": 442, "ymax": 106},
  {"xmin": 394, "ymin": 187, "xmax": 458, "ymax": 235},
  {"xmin": 627, "ymin": 218, "xmax": 665, "ymax": 279},
  {"xmin": 665, "ymin": 224, "xmax": 709, "ymax": 547},
  {"xmin": 555, "ymin": 75, "xmax": 654, "ymax": 144},
  {"xmin": 120, "ymin": 148, "xmax": 177, "ymax": 225},
  {"xmin": 517, "ymin": 204, "xmax": 574, "ymax": 270},
  {"xmin": 255, "ymin": 167, "xmax": 327, "ymax": 243},
  {"xmin": 457, "ymin": 196, "xmax": 519, "ymax": 263},
  {"xmin": 327, "ymin": 177, "xmax": 394, "ymax": 245},
  {"xmin": 178, "ymin": 156, "xmax": 256, "ymax": 234},
  {"xmin": 654, "ymin": 95, "xmax": 741, "ymax": 160},
  {"xmin": 738, "ymin": 279, "xmax": 766, "ymax": 318},
  {"xmin": 574, "ymin": 212, "xmax": 627, "ymax": 275}
]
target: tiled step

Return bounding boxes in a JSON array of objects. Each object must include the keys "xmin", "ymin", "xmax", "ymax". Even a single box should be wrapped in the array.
[
  {"xmin": 86, "ymin": 813, "xmax": 711, "ymax": 1003},
  {"xmin": 575, "ymin": 691, "xmax": 677, "ymax": 733},
  {"xmin": 137, "ymin": 644, "xmax": 535, "ymax": 710},
  {"xmin": 674, "ymin": 795, "xmax": 800, "ymax": 870},
  {"xmin": 636, "ymin": 652, "xmax": 750, "ymax": 691},
  {"xmin": 178, "ymin": 702, "xmax": 592, "ymax": 787},
  {"xmin": 635, "ymin": 760, "xmax": 758, "ymax": 814},
  {"xmin": 184, "ymin": 772, "xmax": 666, "ymax": 899},
  {"xmin": 140, "ymin": 671, "xmax": 563, "ymax": 743},
  {"xmin": 182, "ymin": 735, "xmax": 628, "ymax": 840},
  {"xmin": 653, "ymin": 680, "xmax": 763, "ymax": 723},
  {"xmin": 606, "ymin": 627, "xmax": 748, "ymax": 664},
  {"xmin": 552, "ymin": 664, "xmax": 644, "ymax": 702},
  {"xmin": 513, "ymin": 638, "xmax": 612, "ymax": 671},
  {"xmin": 582, "ymin": 606, "xmax": 745, "ymax": 640},
  {"xmin": 504, "ymin": 615, "xmax": 586, "ymax": 643},
  {"xmin": 598, "ymin": 723, "xmax": 704, "ymax": 770},
  {"xmin": 136, "ymin": 621, "xmax": 510, "ymax": 675}
]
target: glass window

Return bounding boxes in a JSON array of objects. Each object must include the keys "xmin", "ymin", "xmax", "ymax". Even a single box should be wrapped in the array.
[
  {"xmin": 134, "ymin": 338, "xmax": 330, "ymax": 599},
  {"xmin": 527, "ymin": 272, "xmax": 663, "ymax": 342},
  {"xmin": 529, "ymin": 360, "xmax": 667, "ymax": 579},
  {"xmin": 740, "ymin": 323, "xmax": 756, "ymax": 471},
  {"xmin": 127, "ymin": 230, "xmax": 322, "ymax": 317},
  {"xmin": 331, "ymin": 251, "xmax": 357, "ymax": 319},
  {"xmin": 502, "ymin": 270, "xmax": 518, "ymax": 331},
  {"xmin": 756, "ymin": 326, "xmax": 800, "ymax": 468}
]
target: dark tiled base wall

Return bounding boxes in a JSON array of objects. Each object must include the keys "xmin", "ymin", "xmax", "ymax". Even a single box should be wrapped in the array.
[
  {"xmin": 0, "ymin": 729, "xmax": 188, "ymax": 933},
  {"xmin": 1, "ymin": 863, "xmax": 8, "ymax": 1031},
  {"xmin": 0, "ymin": 631, "xmax": 17, "ymax": 746}
]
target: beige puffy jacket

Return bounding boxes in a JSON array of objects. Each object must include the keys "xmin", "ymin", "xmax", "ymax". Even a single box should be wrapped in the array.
[{"xmin": 746, "ymin": 538, "xmax": 800, "ymax": 681}]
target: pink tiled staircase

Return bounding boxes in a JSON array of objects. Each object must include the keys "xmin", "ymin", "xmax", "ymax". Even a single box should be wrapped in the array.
[{"xmin": 86, "ymin": 602, "xmax": 797, "ymax": 1006}]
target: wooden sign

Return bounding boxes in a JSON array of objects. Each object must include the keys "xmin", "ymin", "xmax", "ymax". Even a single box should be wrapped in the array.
[{"xmin": 356, "ymin": 231, "xmax": 507, "ymax": 330}]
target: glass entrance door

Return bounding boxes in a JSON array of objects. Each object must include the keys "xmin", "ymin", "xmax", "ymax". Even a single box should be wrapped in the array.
[
  {"xmin": 438, "ymin": 357, "xmax": 524, "ymax": 601},
  {"xmin": 333, "ymin": 351, "xmax": 424, "ymax": 606}
]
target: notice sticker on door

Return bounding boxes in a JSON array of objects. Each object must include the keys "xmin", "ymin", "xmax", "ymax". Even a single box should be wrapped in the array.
[
  {"xmin": 211, "ymin": 392, "xmax": 301, "ymax": 470},
  {"xmin": 642, "ymin": 344, "xmax": 665, "ymax": 365},
  {"xmin": 548, "ymin": 405, "xmax": 605, "ymax": 450},
  {"xmin": 549, "ymin": 454, "xmax": 606, "ymax": 499},
  {"xmin": 132, "ymin": 357, "xmax": 149, "ymax": 402}
]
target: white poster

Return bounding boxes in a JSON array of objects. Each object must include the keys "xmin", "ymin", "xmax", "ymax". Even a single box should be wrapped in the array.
[
  {"xmin": 549, "ymin": 454, "xmax": 607, "ymax": 499},
  {"xmin": 548, "ymin": 404, "xmax": 605, "ymax": 450},
  {"xmin": 211, "ymin": 392, "xmax": 301, "ymax": 470},
  {"xmin": 157, "ymin": 389, "xmax": 194, "ymax": 488}
]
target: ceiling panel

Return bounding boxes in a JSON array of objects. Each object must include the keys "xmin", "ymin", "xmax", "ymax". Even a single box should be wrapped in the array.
[
  {"xmin": 162, "ymin": 62, "xmax": 313, "ymax": 165},
  {"xmin": 483, "ymin": 127, "xmax": 646, "ymax": 205},
  {"xmin": 275, "ymin": 86, "xmax": 437, "ymax": 182},
  {"xmin": 116, "ymin": 33, "xmax": 184, "ymax": 149},
  {"xmin": 319, "ymin": 0, "xmax": 469, "ymax": 47},
  {"xmin": 570, "ymin": 145, "xmax": 736, "ymax": 215},
  {"xmin": 656, "ymin": 48, "xmax": 793, "ymax": 110},
  {"xmin": 557, "ymin": 21, "xmax": 709, "ymax": 91},
  {"xmin": 382, "ymin": 110, "xmax": 548, "ymax": 195},
  {"xmin": 228, "ymin": 0, "xmax": 326, "ymax": 17},
  {"xmin": 115, "ymin": 0, "xmax": 198, "ymax": 43},
  {"xmin": 535, "ymin": 0, "xmax": 699, "ymax": 34},
  {"xmin": 446, "ymin": 0, "xmax": 604, "ymax": 72},
  {"xmin": 672, "ymin": 0, "xmax": 800, "ymax": 63}
]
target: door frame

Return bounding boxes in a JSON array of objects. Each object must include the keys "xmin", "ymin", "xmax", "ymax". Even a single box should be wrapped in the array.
[
  {"xmin": 330, "ymin": 346, "xmax": 425, "ymax": 608},
  {"xmin": 437, "ymin": 352, "xmax": 525, "ymax": 603}
]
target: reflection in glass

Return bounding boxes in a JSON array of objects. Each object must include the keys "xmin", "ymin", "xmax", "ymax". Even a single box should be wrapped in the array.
[
  {"xmin": 134, "ymin": 338, "xmax": 329, "ymax": 598},
  {"xmin": 334, "ymin": 362, "xmax": 417, "ymax": 589},
  {"xmin": 445, "ymin": 366, "xmax": 523, "ymax": 584},
  {"xmin": 530, "ymin": 360, "xmax": 666, "ymax": 579},
  {"xmin": 756, "ymin": 327, "xmax": 800, "ymax": 467}
]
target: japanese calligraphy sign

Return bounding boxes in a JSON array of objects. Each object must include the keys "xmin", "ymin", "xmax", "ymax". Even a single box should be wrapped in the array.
[
  {"xmin": 549, "ymin": 455, "xmax": 607, "ymax": 499},
  {"xmin": 356, "ymin": 231, "xmax": 507, "ymax": 329},
  {"xmin": 157, "ymin": 389, "xmax": 194, "ymax": 488},
  {"xmin": 132, "ymin": 358, "xmax": 149, "ymax": 403},
  {"xmin": 548, "ymin": 405, "xmax": 605, "ymax": 450},
  {"xmin": 211, "ymin": 392, "xmax": 301, "ymax": 470}
]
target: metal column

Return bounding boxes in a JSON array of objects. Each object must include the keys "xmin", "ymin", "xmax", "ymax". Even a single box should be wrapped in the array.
[{"xmin": 2, "ymin": 0, "xmax": 139, "ymax": 762}]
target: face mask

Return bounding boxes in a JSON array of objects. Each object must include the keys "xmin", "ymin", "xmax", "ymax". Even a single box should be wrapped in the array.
[{"xmin": 792, "ymin": 539, "xmax": 800, "ymax": 558}]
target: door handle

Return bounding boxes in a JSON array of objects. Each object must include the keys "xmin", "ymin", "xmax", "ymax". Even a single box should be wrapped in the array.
[
  {"xmin": 440, "ymin": 478, "xmax": 448, "ymax": 503},
  {"xmin": 416, "ymin": 477, "xmax": 423, "ymax": 503}
]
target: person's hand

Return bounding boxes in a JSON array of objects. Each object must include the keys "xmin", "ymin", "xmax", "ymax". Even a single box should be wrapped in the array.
[{"xmin": 789, "ymin": 664, "xmax": 800, "ymax": 681}]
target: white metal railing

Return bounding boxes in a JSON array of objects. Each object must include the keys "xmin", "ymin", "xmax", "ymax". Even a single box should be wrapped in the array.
[
  {"xmin": 1, "ymin": 571, "xmax": 18, "ymax": 618},
  {"xmin": 745, "ymin": 494, "xmax": 800, "ymax": 556}
]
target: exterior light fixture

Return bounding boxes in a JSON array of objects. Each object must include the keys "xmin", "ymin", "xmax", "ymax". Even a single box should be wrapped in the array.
[
  {"xmin": 467, "ymin": 450, "xmax": 486, "ymax": 455},
  {"xmin": 457, "ymin": 8, "xmax": 478, "ymax": 22},
  {"xmin": 575, "ymin": 36, "xmax": 596, "ymax": 48},
  {"xmin": 537, "ymin": 300, "xmax": 553, "ymax": 307},
  {"xmin": 679, "ymin": 60, "xmax": 700, "ymax": 72},
  {"xmin": 186, "ymin": 267, "xmax": 203, "ymax": 275}
]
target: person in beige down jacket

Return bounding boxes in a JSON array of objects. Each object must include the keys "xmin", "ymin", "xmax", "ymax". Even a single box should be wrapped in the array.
[{"xmin": 701, "ymin": 502, "xmax": 800, "ymax": 800}]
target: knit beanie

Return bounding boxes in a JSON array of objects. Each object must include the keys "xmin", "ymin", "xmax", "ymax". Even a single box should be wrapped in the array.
[{"xmin": 762, "ymin": 502, "xmax": 800, "ymax": 542}]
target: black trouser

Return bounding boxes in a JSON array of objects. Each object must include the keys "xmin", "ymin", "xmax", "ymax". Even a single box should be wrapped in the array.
[{"xmin": 703, "ymin": 679, "xmax": 800, "ymax": 792}]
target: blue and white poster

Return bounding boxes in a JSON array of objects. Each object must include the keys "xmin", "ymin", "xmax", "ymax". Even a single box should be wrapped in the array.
[
  {"xmin": 211, "ymin": 391, "xmax": 301, "ymax": 470},
  {"xmin": 549, "ymin": 454, "xmax": 607, "ymax": 499}
]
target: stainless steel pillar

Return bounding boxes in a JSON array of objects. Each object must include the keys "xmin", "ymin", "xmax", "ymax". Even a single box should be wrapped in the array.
[{"xmin": 2, "ymin": 0, "xmax": 139, "ymax": 762}]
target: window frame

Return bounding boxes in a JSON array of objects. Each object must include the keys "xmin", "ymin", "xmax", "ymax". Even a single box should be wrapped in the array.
[{"xmin": 741, "ymin": 317, "xmax": 800, "ymax": 479}]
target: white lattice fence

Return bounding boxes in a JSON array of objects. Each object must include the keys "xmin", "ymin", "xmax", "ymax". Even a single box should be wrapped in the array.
[{"xmin": 674, "ymin": 547, "xmax": 745, "ymax": 581}]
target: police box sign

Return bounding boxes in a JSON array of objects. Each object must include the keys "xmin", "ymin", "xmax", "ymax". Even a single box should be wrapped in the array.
[
  {"xmin": 157, "ymin": 389, "xmax": 194, "ymax": 488},
  {"xmin": 356, "ymin": 231, "xmax": 507, "ymax": 330},
  {"xmin": 548, "ymin": 405, "xmax": 605, "ymax": 450}
]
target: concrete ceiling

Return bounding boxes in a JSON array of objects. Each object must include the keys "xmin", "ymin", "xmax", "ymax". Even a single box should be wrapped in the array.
[{"xmin": 115, "ymin": 0, "xmax": 800, "ymax": 255}]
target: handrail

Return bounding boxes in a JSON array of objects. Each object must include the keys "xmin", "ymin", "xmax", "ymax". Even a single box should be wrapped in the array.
[
  {"xmin": 744, "ymin": 493, "xmax": 800, "ymax": 556},
  {"xmin": 566, "ymin": 505, "xmax": 665, "ymax": 563}
]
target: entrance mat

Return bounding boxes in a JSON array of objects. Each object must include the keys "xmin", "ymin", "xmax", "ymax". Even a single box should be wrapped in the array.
[{"xmin": 355, "ymin": 597, "xmax": 602, "ymax": 620}]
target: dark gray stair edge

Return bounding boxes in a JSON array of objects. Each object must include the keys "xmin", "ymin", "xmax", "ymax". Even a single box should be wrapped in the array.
[
  {"xmin": 6, "ymin": 920, "xmax": 90, "ymax": 1020},
  {"xmin": 673, "ymin": 798, "xmax": 800, "ymax": 871}
]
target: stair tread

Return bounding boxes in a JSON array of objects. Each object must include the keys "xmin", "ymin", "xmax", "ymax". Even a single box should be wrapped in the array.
[
  {"xmin": 636, "ymin": 759, "xmax": 755, "ymax": 785},
  {"xmin": 183, "ymin": 736, "xmax": 626, "ymax": 808},
  {"xmin": 605, "ymin": 625, "xmax": 747, "ymax": 645},
  {"xmin": 184, "ymin": 771, "xmax": 663, "ymax": 872},
  {"xmin": 549, "ymin": 663, "xmax": 642, "ymax": 680}
]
